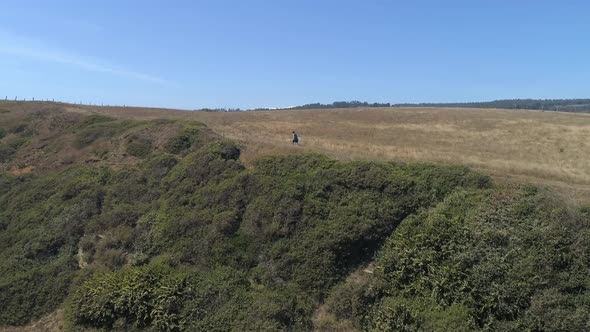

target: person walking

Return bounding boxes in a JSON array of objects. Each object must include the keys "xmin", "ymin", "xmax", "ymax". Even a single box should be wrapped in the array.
[{"xmin": 292, "ymin": 131, "xmax": 299, "ymax": 144}]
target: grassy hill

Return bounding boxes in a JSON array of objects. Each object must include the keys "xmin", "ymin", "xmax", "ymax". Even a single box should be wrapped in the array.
[
  {"xmin": 62, "ymin": 102, "xmax": 590, "ymax": 204},
  {"xmin": 0, "ymin": 103, "xmax": 589, "ymax": 331}
]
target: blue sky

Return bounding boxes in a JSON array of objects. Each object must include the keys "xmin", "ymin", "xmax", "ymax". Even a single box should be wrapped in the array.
[{"xmin": 0, "ymin": 0, "xmax": 589, "ymax": 109}]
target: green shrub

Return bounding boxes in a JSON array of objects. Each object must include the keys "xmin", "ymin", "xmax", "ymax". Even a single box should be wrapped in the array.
[
  {"xmin": 0, "ymin": 137, "xmax": 29, "ymax": 163},
  {"xmin": 323, "ymin": 274, "xmax": 375, "ymax": 329},
  {"xmin": 78, "ymin": 114, "xmax": 115, "ymax": 127},
  {"xmin": 74, "ymin": 127, "xmax": 107, "ymax": 148},
  {"xmin": 164, "ymin": 128, "xmax": 201, "ymax": 154},
  {"xmin": 70, "ymin": 264, "xmax": 187, "ymax": 330},
  {"xmin": 368, "ymin": 296, "xmax": 474, "ymax": 332},
  {"xmin": 126, "ymin": 135, "xmax": 153, "ymax": 158},
  {"xmin": 370, "ymin": 188, "xmax": 590, "ymax": 330},
  {"xmin": 0, "ymin": 251, "xmax": 76, "ymax": 325},
  {"xmin": 180, "ymin": 268, "xmax": 313, "ymax": 331},
  {"xmin": 0, "ymin": 174, "xmax": 15, "ymax": 197},
  {"xmin": 0, "ymin": 127, "xmax": 6, "ymax": 139},
  {"xmin": 0, "ymin": 143, "xmax": 16, "ymax": 162},
  {"xmin": 143, "ymin": 154, "xmax": 178, "ymax": 180},
  {"xmin": 0, "ymin": 167, "xmax": 104, "ymax": 325},
  {"xmin": 74, "ymin": 119, "xmax": 137, "ymax": 148}
]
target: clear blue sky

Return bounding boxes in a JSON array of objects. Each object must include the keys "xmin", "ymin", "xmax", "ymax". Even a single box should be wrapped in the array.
[{"xmin": 1, "ymin": 0, "xmax": 589, "ymax": 109}]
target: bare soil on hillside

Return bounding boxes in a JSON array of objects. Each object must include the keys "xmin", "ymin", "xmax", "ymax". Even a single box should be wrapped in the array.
[{"xmin": 0, "ymin": 310, "xmax": 63, "ymax": 332}]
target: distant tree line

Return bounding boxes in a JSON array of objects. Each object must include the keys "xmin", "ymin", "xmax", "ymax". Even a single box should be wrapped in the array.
[
  {"xmin": 289, "ymin": 101, "xmax": 391, "ymax": 110},
  {"xmin": 198, "ymin": 107, "xmax": 243, "ymax": 112},
  {"xmin": 393, "ymin": 99, "xmax": 590, "ymax": 113},
  {"xmin": 195, "ymin": 101, "xmax": 392, "ymax": 112},
  {"xmin": 283, "ymin": 99, "xmax": 590, "ymax": 113}
]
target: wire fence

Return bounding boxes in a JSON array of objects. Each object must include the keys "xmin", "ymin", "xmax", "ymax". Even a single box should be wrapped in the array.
[{"xmin": 0, "ymin": 95, "xmax": 129, "ymax": 108}]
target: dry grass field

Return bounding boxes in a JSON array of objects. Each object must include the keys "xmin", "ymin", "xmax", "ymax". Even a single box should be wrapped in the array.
[
  {"xmin": 78, "ymin": 104, "xmax": 590, "ymax": 202},
  {"xmin": 2, "ymin": 101, "xmax": 590, "ymax": 203}
]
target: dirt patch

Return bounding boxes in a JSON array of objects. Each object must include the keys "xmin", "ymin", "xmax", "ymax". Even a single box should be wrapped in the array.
[
  {"xmin": 0, "ymin": 310, "xmax": 64, "ymax": 332},
  {"xmin": 9, "ymin": 166, "xmax": 33, "ymax": 175}
]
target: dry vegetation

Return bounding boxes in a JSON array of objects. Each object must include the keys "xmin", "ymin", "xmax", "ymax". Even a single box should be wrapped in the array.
[
  {"xmin": 2, "ymin": 101, "xmax": 590, "ymax": 202},
  {"xmin": 79, "ymin": 104, "xmax": 590, "ymax": 203}
]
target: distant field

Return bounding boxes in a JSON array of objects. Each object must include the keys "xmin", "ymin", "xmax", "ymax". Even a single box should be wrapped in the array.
[{"xmin": 2, "ymin": 101, "xmax": 590, "ymax": 202}]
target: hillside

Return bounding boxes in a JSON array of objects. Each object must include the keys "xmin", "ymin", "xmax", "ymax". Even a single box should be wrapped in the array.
[
  {"xmin": 52, "ymin": 101, "xmax": 590, "ymax": 204},
  {"xmin": 0, "ymin": 102, "xmax": 214, "ymax": 175},
  {"xmin": 1, "ymin": 103, "xmax": 590, "ymax": 331}
]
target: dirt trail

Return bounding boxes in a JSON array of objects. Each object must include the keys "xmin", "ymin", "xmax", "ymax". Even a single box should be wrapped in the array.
[{"xmin": 0, "ymin": 311, "xmax": 64, "ymax": 332}]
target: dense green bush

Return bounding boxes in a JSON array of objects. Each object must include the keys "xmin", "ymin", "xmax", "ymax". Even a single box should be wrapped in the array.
[
  {"xmin": 364, "ymin": 187, "xmax": 590, "ymax": 330},
  {"xmin": 78, "ymin": 114, "xmax": 115, "ymax": 126},
  {"xmin": 164, "ymin": 127, "xmax": 202, "ymax": 154},
  {"xmin": 368, "ymin": 296, "xmax": 474, "ymax": 332},
  {"xmin": 0, "ymin": 167, "xmax": 104, "ymax": 325},
  {"xmin": 74, "ymin": 118, "xmax": 137, "ymax": 148},
  {"xmin": 70, "ymin": 263, "xmax": 187, "ymax": 331},
  {"xmin": 0, "ymin": 143, "xmax": 15, "ymax": 162},
  {"xmin": 0, "ymin": 136, "xmax": 29, "ymax": 163},
  {"xmin": 2, "ymin": 110, "xmax": 589, "ymax": 331},
  {"xmin": 322, "ymin": 273, "xmax": 375, "ymax": 328},
  {"xmin": 126, "ymin": 135, "xmax": 153, "ymax": 158},
  {"xmin": 238, "ymin": 156, "xmax": 490, "ymax": 296},
  {"xmin": 0, "ymin": 174, "xmax": 15, "ymax": 197},
  {"xmin": 69, "ymin": 264, "xmax": 314, "ymax": 331}
]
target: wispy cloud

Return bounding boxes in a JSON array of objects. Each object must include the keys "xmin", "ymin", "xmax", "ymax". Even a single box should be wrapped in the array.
[{"xmin": 0, "ymin": 30, "xmax": 168, "ymax": 84}]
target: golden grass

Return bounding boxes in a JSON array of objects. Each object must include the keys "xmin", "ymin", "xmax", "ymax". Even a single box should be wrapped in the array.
[
  {"xmin": 190, "ymin": 108, "xmax": 590, "ymax": 184},
  {"xmin": 4, "ymin": 101, "xmax": 590, "ymax": 203},
  {"xmin": 126, "ymin": 107, "xmax": 590, "ymax": 203}
]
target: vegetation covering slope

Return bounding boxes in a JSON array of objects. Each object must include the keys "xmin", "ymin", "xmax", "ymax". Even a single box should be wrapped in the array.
[{"xmin": 0, "ymin": 108, "xmax": 589, "ymax": 331}]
